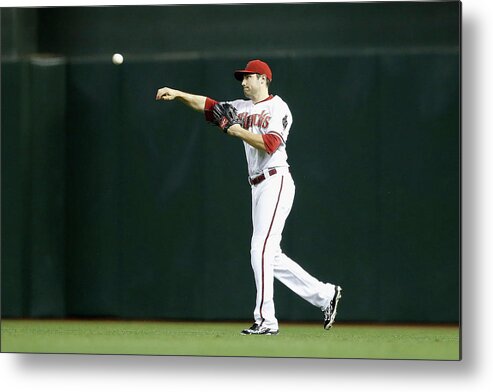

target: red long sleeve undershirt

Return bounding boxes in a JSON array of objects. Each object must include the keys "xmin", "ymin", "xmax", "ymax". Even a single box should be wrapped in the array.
[{"xmin": 262, "ymin": 133, "xmax": 282, "ymax": 154}]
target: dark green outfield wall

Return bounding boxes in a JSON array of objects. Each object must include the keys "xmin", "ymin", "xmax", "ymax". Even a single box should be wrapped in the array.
[{"xmin": 1, "ymin": 2, "xmax": 460, "ymax": 322}]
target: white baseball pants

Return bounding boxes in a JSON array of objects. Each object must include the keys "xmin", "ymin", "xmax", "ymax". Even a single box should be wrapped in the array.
[{"xmin": 250, "ymin": 169, "xmax": 336, "ymax": 330}]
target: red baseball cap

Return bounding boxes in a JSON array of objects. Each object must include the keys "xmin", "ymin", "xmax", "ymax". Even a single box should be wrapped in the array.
[{"xmin": 234, "ymin": 59, "xmax": 272, "ymax": 82}]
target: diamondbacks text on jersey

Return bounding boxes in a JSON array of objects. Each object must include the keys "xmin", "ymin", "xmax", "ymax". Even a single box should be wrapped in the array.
[{"xmin": 205, "ymin": 95, "xmax": 292, "ymax": 177}]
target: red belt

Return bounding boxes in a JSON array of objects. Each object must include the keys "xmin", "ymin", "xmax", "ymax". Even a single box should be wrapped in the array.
[{"xmin": 249, "ymin": 168, "xmax": 277, "ymax": 186}]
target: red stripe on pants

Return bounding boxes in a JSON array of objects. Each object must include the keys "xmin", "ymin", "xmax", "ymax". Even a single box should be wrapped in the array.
[{"xmin": 259, "ymin": 176, "xmax": 284, "ymax": 325}]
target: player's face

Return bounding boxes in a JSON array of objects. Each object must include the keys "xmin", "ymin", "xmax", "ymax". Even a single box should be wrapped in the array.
[{"xmin": 241, "ymin": 74, "xmax": 262, "ymax": 99}]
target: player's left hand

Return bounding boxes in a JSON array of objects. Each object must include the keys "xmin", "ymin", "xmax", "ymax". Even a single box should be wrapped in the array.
[{"xmin": 212, "ymin": 103, "xmax": 242, "ymax": 133}]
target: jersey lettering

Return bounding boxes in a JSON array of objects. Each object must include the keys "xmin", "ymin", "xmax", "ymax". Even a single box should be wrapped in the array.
[
  {"xmin": 238, "ymin": 110, "xmax": 271, "ymax": 130},
  {"xmin": 214, "ymin": 95, "xmax": 291, "ymax": 177}
]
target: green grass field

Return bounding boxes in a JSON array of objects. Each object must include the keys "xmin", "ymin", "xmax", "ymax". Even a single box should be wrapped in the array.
[{"xmin": 0, "ymin": 319, "xmax": 460, "ymax": 360}]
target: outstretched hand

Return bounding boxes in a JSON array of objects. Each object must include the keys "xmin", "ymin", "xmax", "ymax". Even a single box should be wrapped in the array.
[
  {"xmin": 154, "ymin": 87, "xmax": 206, "ymax": 112},
  {"xmin": 155, "ymin": 87, "xmax": 179, "ymax": 101}
]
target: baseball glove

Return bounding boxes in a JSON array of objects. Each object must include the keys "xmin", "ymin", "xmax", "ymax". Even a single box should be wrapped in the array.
[{"xmin": 212, "ymin": 103, "xmax": 242, "ymax": 133}]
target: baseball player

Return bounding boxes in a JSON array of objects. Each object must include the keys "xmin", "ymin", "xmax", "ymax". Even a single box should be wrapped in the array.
[{"xmin": 156, "ymin": 59, "xmax": 342, "ymax": 335}]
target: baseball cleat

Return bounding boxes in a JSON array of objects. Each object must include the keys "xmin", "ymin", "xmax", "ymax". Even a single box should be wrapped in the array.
[
  {"xmin": 323, "ymin": 286, "xmax": 342, "ymax": 330},
  {"xmin": 241, "ymin": 323, "xmax": 279, "ymax": 335}
]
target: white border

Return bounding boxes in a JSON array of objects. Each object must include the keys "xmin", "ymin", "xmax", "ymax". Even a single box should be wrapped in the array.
[{"xmin": 2, "ymin": 0, "xmax": 492, "ymax": 391}]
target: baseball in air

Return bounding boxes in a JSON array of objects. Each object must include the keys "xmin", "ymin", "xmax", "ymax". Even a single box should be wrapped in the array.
[{"xmin": 112, "ymin": 53, "xmax": 124, "ymax": 65}]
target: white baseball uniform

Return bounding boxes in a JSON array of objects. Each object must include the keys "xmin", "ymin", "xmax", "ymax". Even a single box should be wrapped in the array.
[{"xmin": 205, "ymin": 94, "xmax": 337, "ymax": 331}]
